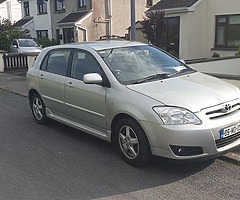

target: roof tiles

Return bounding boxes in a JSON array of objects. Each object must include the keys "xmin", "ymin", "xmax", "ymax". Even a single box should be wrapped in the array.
[
  {"xmin": 58, "ymin": 11, "xmax": 90, "ymax": 24},
  {"xmin": 13, "ymin": 17, "xmax": 33, "ymax": 28},
  {"xmin": 150, "ymin": 0, "xmax": 199, "ymax": 10}
]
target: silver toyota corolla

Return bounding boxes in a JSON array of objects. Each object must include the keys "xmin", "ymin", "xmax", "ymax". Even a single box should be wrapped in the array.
[{"xmin": 26, "ymin": 41, "xmax": 240, "ymax": 166}]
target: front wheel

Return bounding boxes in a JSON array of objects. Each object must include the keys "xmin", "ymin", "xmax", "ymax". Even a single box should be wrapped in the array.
[
  {"xmin": 30, "ymin": 93, "xmax": 48, "ymax": 125},
  {"xmin": 115, "ymin": 118, "xmax": 151, "ymax": 166}
]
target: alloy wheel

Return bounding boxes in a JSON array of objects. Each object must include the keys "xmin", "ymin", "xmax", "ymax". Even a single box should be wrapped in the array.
[{"xmin": 118, "ymin": 125, "xmax": 139, "ymax": 160}]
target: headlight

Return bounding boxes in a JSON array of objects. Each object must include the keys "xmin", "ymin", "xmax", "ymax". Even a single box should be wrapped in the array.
[{"xmin": 153, "ymin": 107, "xmax": 201, "ymax": 125}]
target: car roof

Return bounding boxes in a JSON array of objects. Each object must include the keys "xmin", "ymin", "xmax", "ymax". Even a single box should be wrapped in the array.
[
  {"xmin": 45, "ymin": 41, "xmax": 147, "ymax": 51},
  {"xmin": 17, "ymin": 38, "xmax": 34, "ymax": 41}
]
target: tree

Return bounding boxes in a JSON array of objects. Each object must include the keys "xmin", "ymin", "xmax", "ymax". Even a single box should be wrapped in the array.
[
  {"xmin": 140, "ymin": 10, "xmax": 167, "ymax": 47},
  {"xmin": 0, "ymin": 18, "xmax": 30, "ymax": 52}
]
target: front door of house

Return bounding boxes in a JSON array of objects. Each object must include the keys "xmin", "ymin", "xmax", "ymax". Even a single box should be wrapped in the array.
[
  {"xmin": 161, "ymin": 17, "xmax": 180, "ymax": 58},
  {"xmin": 63, "ymin": 28, "xmax": 75, "ymax": 44}
]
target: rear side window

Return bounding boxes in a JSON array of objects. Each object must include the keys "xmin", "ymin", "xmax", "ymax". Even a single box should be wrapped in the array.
[{"xmin": 41, "ymin": 49, "xmax": 71, "ymax": 76}]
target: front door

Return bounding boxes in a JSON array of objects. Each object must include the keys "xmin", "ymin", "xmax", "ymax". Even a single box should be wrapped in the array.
[
  {"xmin": 63, "ymin": 28, "xmax": 75, "ymax": 44},
  {"xmin": 65, "ymin": 49, "xmax": 107, "ymax": 136}
]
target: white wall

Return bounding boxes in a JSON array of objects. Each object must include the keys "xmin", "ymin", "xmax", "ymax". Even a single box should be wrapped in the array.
[
  {"xmin": 0, "ymin": 0, "xmax": 21, "ymax": 23},
  {"xmin": 189, "ymin": 57, "xmax": 240, "ymax": 78},
  {"xmin": 163, "ymin": 0, "xmax": 240, "ymax": 60}
]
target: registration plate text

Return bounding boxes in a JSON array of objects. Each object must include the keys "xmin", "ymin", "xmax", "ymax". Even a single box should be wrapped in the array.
[{"xmin": 220, "ymin": 123, "xmax": 240, "ymax": 139}]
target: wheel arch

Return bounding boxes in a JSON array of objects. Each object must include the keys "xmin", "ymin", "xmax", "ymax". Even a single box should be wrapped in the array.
[
  {"xmin": 110, "ymin": 113, "xmax": 151, "ymax": 149},
  {"xmin": 28, "ymin": 89, "xmax": 42, "ymax": 109}
]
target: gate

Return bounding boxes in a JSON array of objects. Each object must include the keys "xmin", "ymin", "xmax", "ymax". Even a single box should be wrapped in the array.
[{"xmin": 3, "ymin": 53, "xmax": 28, "ymax": 71}]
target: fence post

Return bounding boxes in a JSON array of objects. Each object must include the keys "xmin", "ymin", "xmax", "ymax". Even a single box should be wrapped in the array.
[
  {"xmin": 27, "ymin": 55, "xmax": 36, "ymax": 69},
  {"xmin": 0, "ymin": 53, "xmax": 4, "ymax": 72}
]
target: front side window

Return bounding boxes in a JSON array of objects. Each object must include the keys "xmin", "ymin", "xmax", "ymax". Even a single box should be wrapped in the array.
[
  {"xmin": 99, "ymin": 45, "xmax": 193, "ymax": 85},
  {"xmin": 70, "ymin": 50, "xmax": 103, "ymax": 80},
  {"xmin": 79, "ymin": 0, "xmax": 87, "ymax": 8},
  {"xmin": 24, "ymin": 1, "xmax": 30, "ymax": 16},
  {"xmin": 215, "ymin": 15, "xmax": 240, "ymax": 48},
  {"xmin": 36, "ymin": 30, "xmax": 48, "ymax": 39},
  {"xmin": 12, "ymin": 40, "xmax": 18, "ymax": 46},
  {"xmin": 55, "ymin": 0, "xmax": 65, "ymax": 11},
  {"xmin": 42, "ymin": 50, "xmax": 71, "ymax": 76}
]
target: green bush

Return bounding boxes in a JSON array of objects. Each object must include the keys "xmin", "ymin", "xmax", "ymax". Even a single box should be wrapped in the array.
[
  {"xmin": 36, "ymin": 38, "xmax": 60, "ymax": 48},
  {"xmin": 0, "ymin": 18, "xmax": 30, "ymax": 52}
]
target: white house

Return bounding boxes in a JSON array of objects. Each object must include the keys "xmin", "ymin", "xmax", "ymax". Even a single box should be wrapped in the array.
[
  {"xmin": 0, "ymin": 0, "xmax": 21, "ymax": 23},
  {"xmin": 14, "ymin": 0, "xmax": 52, "ymax": 39},
  {"xmin": 137, "ymin": 0, "xmax": 240, "ymax": 60}
]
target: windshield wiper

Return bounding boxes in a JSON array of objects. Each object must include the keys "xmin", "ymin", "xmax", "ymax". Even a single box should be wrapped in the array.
[
  {"xmin": 168, "ymin": 68, "xmax": 195, "ymax": 78},
  {"xmin": 132, "ymin": 73, "xmax": 169, "ymax": 84}
]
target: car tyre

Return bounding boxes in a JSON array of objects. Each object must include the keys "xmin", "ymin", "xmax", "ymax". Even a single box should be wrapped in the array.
[
  {"xmin": 115, "ymin": 117, "xmax": 151, "ymax": 166},
  {"xmin": 30, "ymin": 93, "xmax": 48, "ymax": 125}
]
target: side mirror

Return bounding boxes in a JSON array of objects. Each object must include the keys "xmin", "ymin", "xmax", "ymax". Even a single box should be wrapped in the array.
[{"xmin": 83, "ymin": 73, "xmax": 102, "ymax": 84}]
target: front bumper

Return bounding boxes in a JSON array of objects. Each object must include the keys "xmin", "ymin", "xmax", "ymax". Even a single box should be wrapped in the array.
[{"xmin": 141, "ymin": 111, "xmax": 240, "ymax": 160}]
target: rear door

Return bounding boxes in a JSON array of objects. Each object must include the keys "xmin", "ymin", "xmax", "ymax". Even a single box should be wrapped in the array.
[
  {"xmin": 38, "ymin": 49, "xmax": 71, "ymax": 116},
  {"xmin": 65, "ymin": 49, "xmax": 108, "ymax": 136}
]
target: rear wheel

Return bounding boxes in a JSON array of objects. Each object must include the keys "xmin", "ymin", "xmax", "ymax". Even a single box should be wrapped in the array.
[
  {"xmin": 115, "ymin": 117, "xmax": 151, "ymax": 166},
  {"xmin": 30, "ymin": 93, "xmax": 48, "ymax": 125}
]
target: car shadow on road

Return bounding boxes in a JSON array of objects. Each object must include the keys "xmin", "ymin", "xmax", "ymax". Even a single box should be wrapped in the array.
[{"xmin": 42, "ymin": 119, "xmax": 215, "ymax": 199}]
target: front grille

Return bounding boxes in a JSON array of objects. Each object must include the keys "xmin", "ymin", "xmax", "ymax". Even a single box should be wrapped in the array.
[
  {"xmin": 215, "ymin": 131, "xmax": 240, "ymax": 148},
  {"xmin": 203, "ymin": 99, "xmax": 240, "ymax": 120}
]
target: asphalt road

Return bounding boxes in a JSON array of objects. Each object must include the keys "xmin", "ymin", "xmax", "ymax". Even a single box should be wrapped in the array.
[{"xmin": 0, "ymin": 91, "xmax": 240, "ymax": 200}]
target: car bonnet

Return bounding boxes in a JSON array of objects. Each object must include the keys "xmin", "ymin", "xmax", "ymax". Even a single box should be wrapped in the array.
[{"xmin": 126, "ymin": 72, "xmax": 240, "ymax": 113}]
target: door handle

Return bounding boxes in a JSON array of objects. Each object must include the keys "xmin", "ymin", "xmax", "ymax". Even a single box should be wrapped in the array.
[
  {"xmin": 66, "ymin": 82, "xmax": 74, "ymax": 87},
  {"xmin": 38, "ymin": 74, "xmax": 44, "ymax": 80}
]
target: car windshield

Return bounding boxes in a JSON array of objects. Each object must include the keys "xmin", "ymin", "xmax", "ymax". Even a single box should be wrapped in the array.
[
  {"xmin": 18, "ymin": 39, "xmax": 39, "ymax": 47},
  {"xmin": 99, "ymin": 45, "xmax": 195, "ymax": 84}
]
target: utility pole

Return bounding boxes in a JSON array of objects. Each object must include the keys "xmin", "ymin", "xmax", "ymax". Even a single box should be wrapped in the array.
[{"xmin": 130, "ymin": 0, "xmax": 136, "ymax": 41}]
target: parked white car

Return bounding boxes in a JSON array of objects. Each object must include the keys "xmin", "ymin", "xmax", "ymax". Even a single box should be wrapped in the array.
[
  {"xmin": 10, "ymin": 38, "xmax": 42, "ymax": 53},
  {"xmin": 26, "ymin": 41, "xmax": 240, "ymax": 166}
]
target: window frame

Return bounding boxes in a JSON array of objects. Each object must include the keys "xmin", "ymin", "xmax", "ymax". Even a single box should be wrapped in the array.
[
  {"xmin": 146, "ymin": 0, "xmax": 153, "ymax": 7},
  {"xmin": 215, "ymin": 14, "xmax": 240, "ymax": 49},
  {"xmin": 37, "ymin": 1, "xmax": 48, "ymax": 14},
  {"xmin": 78, "ymin": 0, "xmax": 87, "ymax": 8},
  {"xmin": 36, "ymin": 30, "xmax": 48, "ymax": 39},
  {"xmin": 55, "ymin": 0, "xmax": 65, "ymax": 12},
  {"xmin": 23, "ymin": 1, "xmax": 30, "ymax": 17}
]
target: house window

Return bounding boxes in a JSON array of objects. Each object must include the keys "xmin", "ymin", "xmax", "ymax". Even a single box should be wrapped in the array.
[
  {"xmin": 24, "ymin": 1, "xmax": 30, "ymax": 16},
  {"xmin": 37, "ymin": 1, "xmax": 47, "ymax": 14},
  {"xmin": 215, "ymin": 15, "xmax": 240, "ymax": 48},
  {"xmin": 36, "ymin": 30, "xmax": 48, "ymax": 39},
  {"xmin": 147, "ymin": 0, "xmax": 153, "ymax": 7},
  {"xmin": 79, "ymin": 0, "xmax": 86, "ymax": 8},
  {"xmin": 55, "ymin": 0, "xmax": 65, "ymax": 11}
]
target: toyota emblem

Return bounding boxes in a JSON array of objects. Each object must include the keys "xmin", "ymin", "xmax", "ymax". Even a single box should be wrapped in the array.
[{"xmin": 224, "ymin": 104, "xmax": 232, "ymax": 112}]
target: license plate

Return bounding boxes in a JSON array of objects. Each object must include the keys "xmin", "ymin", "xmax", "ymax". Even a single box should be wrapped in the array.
[{"xmin": 220, "ymin": 123, "xmax": 240, "ymax": 139}]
